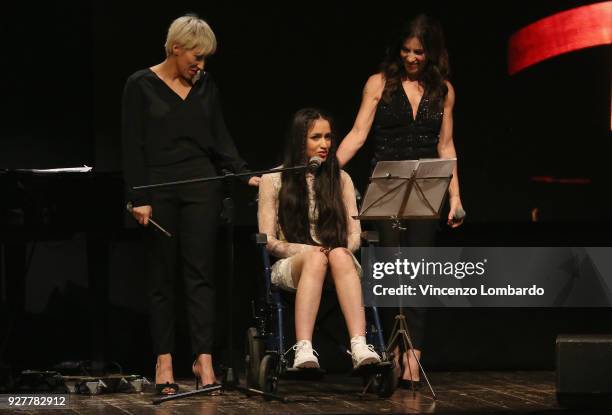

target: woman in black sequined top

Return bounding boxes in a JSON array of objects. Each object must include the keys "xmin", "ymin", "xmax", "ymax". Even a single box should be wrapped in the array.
[{"xmin": 336, "ymin": 14, "xmax": 464, "ymax": 388}]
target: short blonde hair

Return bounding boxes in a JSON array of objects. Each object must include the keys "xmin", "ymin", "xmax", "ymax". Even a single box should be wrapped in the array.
[{"xmin": 164, "ymin": 14, "xmax": 217, "ymax": 57}]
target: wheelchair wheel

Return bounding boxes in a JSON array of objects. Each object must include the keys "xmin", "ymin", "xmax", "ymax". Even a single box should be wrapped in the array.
[
  {"xmin": 362, "ymin": 374, "xmax": 377, "ymax": 393},
  {"xmin": 363, "ymin": 363, "xmax": 398, "ymax": 397},
  {"xmin": 376, "ymin": 363, "xmax": 398, "ymax": 397},
  {"xmin": 245, "ymin": 327, "xmax": 263, "ymax": 388},
  {"xmin": 258, "ymin": 354, "xmax": 279, "ymax": 396}
]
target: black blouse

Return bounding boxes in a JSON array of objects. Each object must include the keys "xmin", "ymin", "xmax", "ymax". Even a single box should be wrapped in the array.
[{"xmin": 121, "ymin": 69, "xmax": 248, "ymax": 206}]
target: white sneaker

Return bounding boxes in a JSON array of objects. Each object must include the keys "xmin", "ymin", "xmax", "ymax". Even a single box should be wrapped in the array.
[
  {"xmin": 292, "ymin": 340, "xmax": 320, "ymax": 369},
  {"xmin": 351, "ymin": 340, "xmax": 381, "ymax": 369}
]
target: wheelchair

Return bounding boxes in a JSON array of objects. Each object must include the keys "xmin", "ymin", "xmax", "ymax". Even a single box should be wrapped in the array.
[{"xmin": 244, "ymin": 231, "xmax": 398, "ymax": 398}]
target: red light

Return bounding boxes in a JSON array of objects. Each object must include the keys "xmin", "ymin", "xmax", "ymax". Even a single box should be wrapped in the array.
[{"xmin": 508, "ymin": 2, "xmax": 612, "ymax": 75}]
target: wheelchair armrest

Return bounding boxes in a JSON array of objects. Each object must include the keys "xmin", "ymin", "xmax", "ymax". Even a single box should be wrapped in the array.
[
  {"xmin": 252, "ymin": 232, "xmax": 268, "ymax": 246},
  {"xmin": 361, "ymin": 230, "xmax": 379, "ymax": 245}
]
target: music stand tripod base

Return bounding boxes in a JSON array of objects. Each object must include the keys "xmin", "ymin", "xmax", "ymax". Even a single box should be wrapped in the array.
[{"xmin": 387, "ymin": 311, "xmax": 436, "ymax": 399}]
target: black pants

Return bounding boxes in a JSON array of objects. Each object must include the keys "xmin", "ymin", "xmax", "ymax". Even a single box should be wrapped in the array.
[
  {"xmin": 376, "ymin": 220, "xmax": 438, "ymax": 350},
  {"xmin": 145, "ymin": 158, "xmax": 222, "ymax": 356}
]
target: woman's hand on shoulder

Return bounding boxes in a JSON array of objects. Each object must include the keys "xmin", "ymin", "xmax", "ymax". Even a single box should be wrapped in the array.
[{"xmin": 248, "ymin": 176, "xmax": 262, "ymax": 187}]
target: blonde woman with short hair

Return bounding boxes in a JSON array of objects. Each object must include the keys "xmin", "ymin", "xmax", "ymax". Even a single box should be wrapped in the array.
[{"xmin": 122, "ymin": 14, "xmax": 259, "ymax": 396}]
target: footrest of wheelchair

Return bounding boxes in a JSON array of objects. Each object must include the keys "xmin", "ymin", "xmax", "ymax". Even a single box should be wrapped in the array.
[
  {"xmin": 283, "ymin": 367, "xmax": 326, "ymax": 380},
  {"xmin": 350, "ymin": 360, "xmax": 393, "ymax": 377}
]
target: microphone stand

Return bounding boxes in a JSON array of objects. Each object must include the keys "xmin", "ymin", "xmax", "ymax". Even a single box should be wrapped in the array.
[
  {"xmin": 136, "ymin": 164, "xmax": 312, "ymax": 404},
  {"xmin": 132, "ymin": 165, "xmax": 312, "ymax": 191}
]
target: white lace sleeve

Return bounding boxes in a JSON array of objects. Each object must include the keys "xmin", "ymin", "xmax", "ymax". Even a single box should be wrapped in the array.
[{"xmin": 257, "ymin": 173, "xmax": 314, "ymax": 258}]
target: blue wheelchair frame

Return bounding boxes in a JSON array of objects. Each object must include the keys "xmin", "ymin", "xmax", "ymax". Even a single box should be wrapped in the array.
[{"xmin": 246, "ymin": 231, "xmax": 397, "ymax": 397}]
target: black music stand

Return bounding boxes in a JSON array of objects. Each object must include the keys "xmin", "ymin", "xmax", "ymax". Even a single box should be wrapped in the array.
[{"xmin": 356, "ymin": 158, "xmax": 456, "ymax": 400}]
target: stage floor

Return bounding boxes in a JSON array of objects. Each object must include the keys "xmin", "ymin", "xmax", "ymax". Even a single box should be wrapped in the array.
[{"xmin": 3, "ymin": 371, "xmax": 598, "ymax": 414}]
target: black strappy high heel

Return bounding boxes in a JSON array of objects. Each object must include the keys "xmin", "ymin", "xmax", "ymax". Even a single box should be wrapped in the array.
[
  {"xmin": 398, "ymin": 351, "xmax": 422, "ymax": 390},
  {"xmin": 192, "ymin": 361, "xmax": 221, "ymax": 395}
]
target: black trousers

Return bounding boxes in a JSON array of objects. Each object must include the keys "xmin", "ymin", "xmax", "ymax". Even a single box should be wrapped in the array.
[
  {"xmin": 145, "ymin": 158, "xmax": 222, "ymax": 356},
  {"xmin": 375, "ymin": 220, "xmax": 438, "ymax": 350}
]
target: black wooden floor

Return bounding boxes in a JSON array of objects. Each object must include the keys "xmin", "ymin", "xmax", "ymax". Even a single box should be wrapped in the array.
[{"xmin": 3, "ymin": 371, "xmax": 608, "ymax": 414}]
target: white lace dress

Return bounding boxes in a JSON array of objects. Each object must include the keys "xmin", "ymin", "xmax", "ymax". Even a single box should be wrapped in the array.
[{"xmin": 257, "ymin": 170, "xmax": 362, "ymax": 291}]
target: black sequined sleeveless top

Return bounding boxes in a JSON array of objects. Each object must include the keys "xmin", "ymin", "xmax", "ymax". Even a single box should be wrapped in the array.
[{"xmin": 371, "ymin": 85, "xmax": 443, "ymax": 165}]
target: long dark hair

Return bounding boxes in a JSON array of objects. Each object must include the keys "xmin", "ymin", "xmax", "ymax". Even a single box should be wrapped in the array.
[
  {"xmin": 381, "ymin": 14, "xmax": 449, "ymax": 108},
  {"xmin": 278, "ymin": 108, "xmax": 348, "ymax": 248}
]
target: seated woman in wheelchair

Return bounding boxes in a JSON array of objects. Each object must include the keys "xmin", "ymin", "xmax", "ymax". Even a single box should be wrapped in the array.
[{"xmin": 258, "ymin": 108, "xmax": 381, "ymax": 370}]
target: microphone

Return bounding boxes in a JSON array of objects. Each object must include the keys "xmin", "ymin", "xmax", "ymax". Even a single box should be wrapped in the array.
[
  {"xmin": 308, "ymin": 156, "xmax": 324, "ymax": 172},
  {"xmin": 126, "ymin": 202, "xmax": 172, "ymax": 237},
  {"xmin": 192, "ymin": 69, "xmax": 203, "ymax": 84}
]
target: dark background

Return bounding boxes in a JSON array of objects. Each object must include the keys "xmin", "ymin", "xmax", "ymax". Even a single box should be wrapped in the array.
[{"xmin": 1, "ymin": 1, "xmax": 611, "ymax": 379}]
